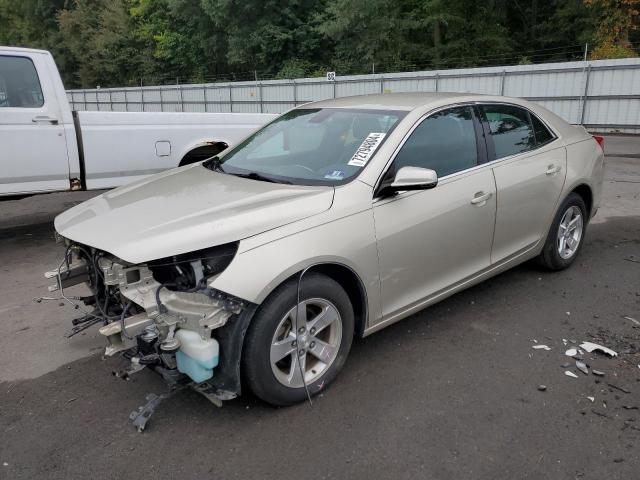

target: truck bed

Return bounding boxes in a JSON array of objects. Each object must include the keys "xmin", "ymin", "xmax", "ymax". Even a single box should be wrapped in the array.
[{"xmin": 77, "ymin": 111, "xmax": 275, "ymax": 189}]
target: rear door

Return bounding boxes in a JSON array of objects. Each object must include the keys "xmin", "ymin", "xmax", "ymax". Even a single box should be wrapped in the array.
[
  {"xmin": 479, "ymin": 104, "xmax": 566, "ymax": 263},
  {"xmin": 0, "ymin": 52, "xmax": 70, "ymax": 195},
  {"xmin": 372, "ymin": 105, "xmax": 497, "ymax": 321}
]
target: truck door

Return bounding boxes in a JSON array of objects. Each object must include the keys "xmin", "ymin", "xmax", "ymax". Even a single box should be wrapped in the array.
[{"xmin": 0, "ymin": 52, "xmax": 70, "ymax": 195}]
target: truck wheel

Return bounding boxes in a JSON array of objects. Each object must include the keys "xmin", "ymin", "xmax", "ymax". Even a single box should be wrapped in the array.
[
  {"xmin": 538, "ymin": 192, "xmax": 587, "ymax": 270},
  {"xmin": 242, "ymin": 273, "xmax": 354, "ymax": 406}
]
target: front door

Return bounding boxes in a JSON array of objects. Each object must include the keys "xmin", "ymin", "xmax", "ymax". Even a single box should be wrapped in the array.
[
  {"xmin": 0, "ymin": 53, "xmax": 70, "ymax": 195},
  {"xmin": 372, "ymin": 106, "xmax": 497, "ymax": 321}
]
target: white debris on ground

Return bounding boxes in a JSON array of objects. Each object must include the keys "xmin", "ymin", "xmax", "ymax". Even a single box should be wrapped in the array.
[
  {"xmin": 579, "ymin": 342, "xmax": 618, "ymax": 358},
  {"xmin": 565, "ymin": 371, "xmax": 579, "ymax": 378},
  {"xmin": 532, "ymin": 345, "xmax": 551, "ymax": 350}
]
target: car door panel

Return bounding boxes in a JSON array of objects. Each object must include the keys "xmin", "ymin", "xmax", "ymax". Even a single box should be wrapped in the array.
[
  {"xmin": 0, "ymin": 53, "xmax": 70, "ymax": 195},
  {"xmin": 373, "ymin": 169, "xmax": 496, "ymax": 319},
  {"xmin": 478, "ymin": 104, "xmax": 567, "ymax": 264},
  {"xmin": 491, "ymin": 146, "xmax": 566, "ymax": 262}
]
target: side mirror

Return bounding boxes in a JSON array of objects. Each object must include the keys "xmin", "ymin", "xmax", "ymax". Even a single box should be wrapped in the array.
[{"xmin": 382, "ymin": 166, "xmax": 438, "ymax": 195}]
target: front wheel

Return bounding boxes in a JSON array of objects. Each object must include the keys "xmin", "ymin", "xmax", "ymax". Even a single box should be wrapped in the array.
[
  {"xmin": 538, "ymin": 192, "xmax": 588, "ymax": 270},
  {"xmin": 242, "ymin": 273, "xmax": 354, "ymax": 406}
]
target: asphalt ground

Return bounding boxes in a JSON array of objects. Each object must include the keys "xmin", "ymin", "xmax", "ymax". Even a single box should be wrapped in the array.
[{"xmin": 0, "ymin": 138, "xmax": 638, "ymax": 479}]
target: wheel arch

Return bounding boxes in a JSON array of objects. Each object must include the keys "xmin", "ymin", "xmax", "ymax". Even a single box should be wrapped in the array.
[
  {"xmin": 570, "ymin": 183, "xmax": 593, "ymax": 217},
  {"xmin": 255, "ymin": 261, "xmax": 369, "ymax": 339}
]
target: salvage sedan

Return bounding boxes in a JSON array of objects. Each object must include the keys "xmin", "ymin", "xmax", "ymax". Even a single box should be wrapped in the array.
[{"xmin": 48, "ymin": 93, "xmax": 604, "ymax": 406}]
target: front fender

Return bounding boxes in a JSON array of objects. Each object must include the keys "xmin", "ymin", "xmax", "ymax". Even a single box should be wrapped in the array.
[{"xmin": 208, "ymin": 208, "xmax": 382, "ymax": 326}]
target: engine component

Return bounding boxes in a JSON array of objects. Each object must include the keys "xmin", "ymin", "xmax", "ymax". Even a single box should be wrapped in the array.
[
  {"xmin": 175, "ymin": 329, "xmax": 219, "ymax": 383},
  {"xmin": 137, "ymin": 325, "xmax": 159, "ymax": 355}
]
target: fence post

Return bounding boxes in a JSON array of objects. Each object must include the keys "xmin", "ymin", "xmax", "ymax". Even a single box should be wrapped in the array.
[
  {"xmin": 580, "ymin": 64, "xmax": 592, "ymax": 125},
  {"xmin": 332, "ymin": 78, "xmax": 336, "ymax": 98},
  {"xmin": 203, "ymin": 85, "xmax": 208, "ymax": 113},
  {"xmin": 124, "ymin": 89, "xmax": 129, "ymax": 112},
  {"xmin": 177, "ymin": 85, "xmax": 184, "ymax": 112},
  {"xmin": 379, "ymin": 75, "xmax": 384, "ymax": 93},
  {"xmin": 293, "ymin": 79, "xmax": 297, "ymax": 106},
  {"xmin": 500, "ymin": 70, "xmax": 507, "ymax": 95},
  {"xmin": 82, "ymin": 90, "xmax": 87, "ymax": 110},
  {"xmin": 140, "ymin": 80, "xmax": 144, "ymax": 112},
  {"xmin": 435, "ymin": 73, "xmax": 439, "ymax": 92},
  {"xmin": 229, "ymin": 84, "xmax": 233, "ymax": 112},
  {"xmin": 259, "ymin": 81, "xmax": 263, "ymax": 113},
  {"xmin": 108, "ymin": 89, "xmax": 113, "ymax": 111}
]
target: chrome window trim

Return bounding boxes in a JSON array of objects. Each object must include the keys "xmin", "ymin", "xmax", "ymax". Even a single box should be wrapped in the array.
[{"xmin": 373, "ymin": 100, "xmax": 561, "ymax": 199}]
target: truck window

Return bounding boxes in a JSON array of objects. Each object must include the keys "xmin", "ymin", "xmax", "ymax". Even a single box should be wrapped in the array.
[{"xmin": 0, "ymin": 56, "xmax": 44, "ymax": 108}]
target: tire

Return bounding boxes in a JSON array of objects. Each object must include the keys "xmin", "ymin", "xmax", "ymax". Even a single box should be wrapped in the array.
[
  {"xmin": 242, "ymin": 273, "xmax": 354, "ymax": 406},
  {"xmin": 538, "ymin": 192, "xmax": 588, "ymax": 270}
]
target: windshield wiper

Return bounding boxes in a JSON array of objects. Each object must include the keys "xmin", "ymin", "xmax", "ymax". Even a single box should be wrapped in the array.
[
  {"xmin": 202, "ymin": 156, "xmax": 226, "ymax": 173},
  {"xmin": 231, "ymin": 172, "xmax": 292, "ymax": 184}
]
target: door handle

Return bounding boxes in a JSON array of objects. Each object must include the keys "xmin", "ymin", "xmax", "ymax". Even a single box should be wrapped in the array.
[
  {"xmin": 471, "ymin": 191, "xmax": 492, "ymax": 205},
  {"xmin": 545, "ymin": 165, "xmax": 561, "ymax": 176},
  {"xmin": 32, "ymin": 115, "xmax": 58, "ymax": 125}
]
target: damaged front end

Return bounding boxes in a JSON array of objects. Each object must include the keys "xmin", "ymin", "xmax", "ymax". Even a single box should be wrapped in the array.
[{"xmin": 45, "ymin": 239, "xmax": 256, "ymax": 404}]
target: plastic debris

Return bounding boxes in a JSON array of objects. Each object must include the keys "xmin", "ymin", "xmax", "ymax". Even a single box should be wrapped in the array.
[
  {"xmin": 624, "ymin": 316, "xmax": 640, "ymax": 326},
  {"xmin": 579, "ymin": 342, "xmax": 617, "ymax": 357},
  {"xmin": 576, "ymin": 360, "xmax": 589, "ymax": 375},
  {"xmin": 538, "ymin": 385, "xmax": 547, "ymax": 391},
  {"xmin": 532, "ymin": 345, "xmax": 551, "ymax": 350},
  {"xmin": 561, "ymin": 362, "xmax": 571, "ymax": 368},
  {"xmin": 565, "ymin": 348, "xmax": 578, "ymax": 357},
  {"xmin": 587, "ymin": 396, "xmax": 595, "ymax": 402},
  {"xmin": 592, "ymin": 369, "xmax": 605, "ymax": 376},
  {"xmin": 565, "ymin": 371, "xmax": 579, "ymax": 378}
]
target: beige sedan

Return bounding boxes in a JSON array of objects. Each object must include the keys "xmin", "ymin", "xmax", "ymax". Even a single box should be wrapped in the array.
[{"xmin": 52, "ymin": 93, "xmax": 605, "ymax": 407}]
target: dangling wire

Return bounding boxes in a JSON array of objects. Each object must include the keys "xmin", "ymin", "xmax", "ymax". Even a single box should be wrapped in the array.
[{"xmin": 294, "ymin": 266, "xmax": 313, "ymax": 406}]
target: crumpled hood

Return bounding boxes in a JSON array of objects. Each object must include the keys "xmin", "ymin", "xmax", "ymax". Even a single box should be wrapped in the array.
[{"xmin": 55, "ymin": 164, "xmax": 334, "ymax": 263}]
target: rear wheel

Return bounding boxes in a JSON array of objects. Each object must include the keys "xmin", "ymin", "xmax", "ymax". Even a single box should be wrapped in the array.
[
  {"xmin": 538, "ymin": 193, "xmax": 587, "ymax": 270},
  {"xmin": 242, "ymin": 273, "xmax": 354, "ymax": 406}
]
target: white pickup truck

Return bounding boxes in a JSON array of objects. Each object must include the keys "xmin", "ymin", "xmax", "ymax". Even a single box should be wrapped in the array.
[{"xmin": 0, "ymin": 46, "xmax": 275, "ymax": 197}]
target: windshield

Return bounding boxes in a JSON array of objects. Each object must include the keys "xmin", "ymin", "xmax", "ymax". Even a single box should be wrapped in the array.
[{"xmin": 209, "ymin": 108, "xmax": 406, "ymax": 186}]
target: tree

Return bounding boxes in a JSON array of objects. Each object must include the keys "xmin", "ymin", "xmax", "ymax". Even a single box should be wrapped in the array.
[
  {"xmin": 58, "ymin": 0, "xmax": 145, "ymax": 87},
  {"xmin": 1, "ymin": 0, "xmax": 637, "ymax": 87},
  {"xmin": 201, "ymin": 0, "xmax": 327, "ymax": 77},
  {"xmin": 585, "ymin": 0, "xmax": 640, "ymax": 59}
]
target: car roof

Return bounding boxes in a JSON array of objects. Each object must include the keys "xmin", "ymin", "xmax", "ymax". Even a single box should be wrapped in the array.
[
  {"xmin": 0, "ymin": 46, "xmax": 50, "ymax": 55},
  {"xmin": 301, "ymin": 92, "xmax": 483, "ymax": 111}
]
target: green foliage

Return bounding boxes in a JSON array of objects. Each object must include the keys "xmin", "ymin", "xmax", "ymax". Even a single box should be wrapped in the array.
[{"xmin": 0, "ymin": 0, "xmax": 638, "ymax": 88}]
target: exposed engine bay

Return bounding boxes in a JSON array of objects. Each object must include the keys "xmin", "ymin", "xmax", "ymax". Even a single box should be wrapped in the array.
[{"xmin": 45, "ymin": 238, "xmax": 256, "ymax": 423}]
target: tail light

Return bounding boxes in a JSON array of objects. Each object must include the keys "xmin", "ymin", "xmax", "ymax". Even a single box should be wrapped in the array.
[{"xmin": 593, "ymin": 135, "xmax": 605, "ymax": 151}]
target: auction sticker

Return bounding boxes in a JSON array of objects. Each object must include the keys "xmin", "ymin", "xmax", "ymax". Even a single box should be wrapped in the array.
[{"xmin": 347, "ymin": 132, "xmax": 386, "ymax": 167}]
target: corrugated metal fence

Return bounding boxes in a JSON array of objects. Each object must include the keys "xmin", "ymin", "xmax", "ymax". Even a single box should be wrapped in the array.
[{"xmin": 67, "ymin": 58, "xmax": 640, "ymax": 133}]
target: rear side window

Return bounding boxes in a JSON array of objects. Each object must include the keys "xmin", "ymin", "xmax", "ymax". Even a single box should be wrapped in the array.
[
  {"xmin": 481, "ymin": 104, "xmax": 535, "ymax": 159},
  {"xmin": 530, "ymin": 113, "xmax": 554, "ymax": 146},
  {"xmin": 392, "ymin": 106, "xmax": 478, "ymax": 177},
  {"xmin": 0, "ymin": 55, "xmax": 44, "ymax": 108}
]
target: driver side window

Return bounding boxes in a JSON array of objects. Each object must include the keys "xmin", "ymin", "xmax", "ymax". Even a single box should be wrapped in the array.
[{"xmin": 392, "ymin": 106, "xmax": 478, "ymax": 177}]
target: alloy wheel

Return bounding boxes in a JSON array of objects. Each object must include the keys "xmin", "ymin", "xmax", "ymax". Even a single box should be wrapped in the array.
[
  {"xmin": 557, "ymin": 205, "xmax": 583, "ymax": 259},
  {"xmin": 270, "ymin": 298, "xmax": 342, "ymax": 388}
]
